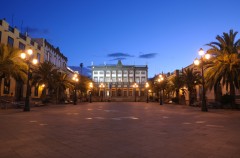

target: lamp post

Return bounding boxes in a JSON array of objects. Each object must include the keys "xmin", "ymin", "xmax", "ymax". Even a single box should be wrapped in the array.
[
  {"xmin": 99, "ymin": 83, "xmax": 105, "ymax": 102},
  {"xmin": 72, "ymin": 74, "xmax": 79, "ymax": 105},
  {"xmin": 194, "ymin": 48, "xmax": 210, "ymax": 112},
  {"xmin": 89, "ymin": 82, "xmax": 93, "ymax": 103},
  {"xmin": 145, "ymin": 82, "xmax": 149, "ymax": 103},
  {"xmin": 158, "ymin": 74, "xmax": 164, "ymax": 105},
  {"xmin": 20, "ymin": 49, "xmax": 38, "ymax": 112},
  {"xmin": 133, "ymin": 83, "xmax": 138, "ymax": 102}
]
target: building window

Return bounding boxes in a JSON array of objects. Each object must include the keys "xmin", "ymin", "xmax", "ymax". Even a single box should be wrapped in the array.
[
  {"xmin": 129, "ymin": 70, "xmax": 134, "ymax": 74},
  {"xmin": 49, "ymin": 54, "xmax": 52, "ymax": 63},
  {"xmin": 106, "ymin": 71, "xmax": 110, "ymax": 74},
  {"xmin": 99, "ymin": 71, "xmax": 104, "ymax": 75},
  {"xmin": 94, "ymin": 77, "xmax": 98, "ymax": 82},
  {"xmin": 105, "ymin": 77, "xmax": 110, "ymax": 82},
  {"xmin": 34, "ymin": 85, "xmax": 39, "ymax": 96},
  {"xmin": 112, "ymin": 90, "xmax": 116, "ymax": 97},
  {"xmin": 141, "ymin": 77, "xmax": 146, "ymax": 82},
  {"xmin": 99, "ymin": 77, "xmax": 104, "ymax": 82},
  {"xmin": 123, "ymin": 90, "xmax": 127, "ymax": 97},
  {"xmin": 118, "ymin": 71, "xmax": 122, "ymax": 74},
  {"xmin": 129, "ymin": 77, "xmax": 133, "ymax": 82},
  {"xmin": 129, "ymin": 90, "xmax": 133, "ymax": 96},
  {"xmin": 123, "ymin": 77, "xmax": 128, "ymax": 82},
  {"xmin": 112, "ymin": 77, "xmax": 116, "ymax": 82},
  {"xmin": 37, "ymin": 53, "xmax": 41, "ymax": 63},
  {"xmin": 93, "ymin": 71, "xmax": 98, "ymax": 74},
  {"xmin": 58, "ymin": 59, "xmax": 61, "ymax": 67},
  {"xmin": 19, "ymin": 42, "xmax": 25, "ymax": 50},
  {"xmin": 117, "ymin": 89, "xmax": 121, "ymax": 96},
  {"xmin": 135, "ymin": 71, "xmax": 140, "ymax": 74},
  {"xmin": 0, "ymin": 31, "xmax": 2, "ymax": 43},
  {"xmin": 141, "ymin": 71, "xmax": 146, "ymax": 75},
  {"xmin": 7, "ymin": 36, "xmax": 14, "ymax": 47},
  {"xmin": 3, "ymin": 78, "xmax": 10, "ymax": 94},
  {"xmin": 136, "ymin": 77, "xmax": 140, "ymax": 83},
  {"xmin": 123, "ymin": 70, "xmax": 128, "ymax": 74},
  {"xmin": 118, "ymin": 77, "xmax": 122, "ymax": 82},
  {"xmin": 112, "ymin": 71, "xmax": 116, "ymax": 74}
]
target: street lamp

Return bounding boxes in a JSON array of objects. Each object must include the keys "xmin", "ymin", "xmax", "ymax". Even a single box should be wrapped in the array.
[
  {"xmin": 145, "ymin": 82, "xmax": 149, "ymax": 103},
  {"xmin": 133, "ymin": 83, "xmax": 138, "ymax": 102},
  {"xmin": 99, "ymin": 83, "xmax": 105, "ymax": 102},
  {"xmin": 89, "ymin": 82, "xmax": 93, "ymax": 103},
  {"xmin": 194, "ymin": 48, "xmax": 210, "ymax": 112},
  {"xmin": 20, "ymin": 49, "xmax": 38, "ymax": 111},
  {"xmin": 158, "ymin": 74, "xmax": 164, "ymax": 105},
  {"xmin": 72, "ymin": 74, "xmax": 79, "ymax": 105}
]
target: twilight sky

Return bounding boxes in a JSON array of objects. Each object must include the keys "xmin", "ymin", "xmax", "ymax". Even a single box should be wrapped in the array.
[{"xmin": 1, "ymin": 0, "xmax": 240, "ymax": 77}]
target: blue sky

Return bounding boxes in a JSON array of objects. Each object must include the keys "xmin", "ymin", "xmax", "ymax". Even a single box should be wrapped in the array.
[{"xmin": 1, "ymin": 0, "xmax": 240, "ymax": 77}]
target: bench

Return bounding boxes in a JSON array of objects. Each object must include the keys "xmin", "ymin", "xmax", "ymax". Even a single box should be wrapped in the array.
[{"xmin": 0, "ymin": 99, "xmax": 24, "ymax": 109}]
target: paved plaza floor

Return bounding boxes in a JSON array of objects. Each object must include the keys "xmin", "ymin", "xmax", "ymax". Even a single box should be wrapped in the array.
[{"xmin": 0, "ymin": 102, "xmax": 240, "ymax": 158}]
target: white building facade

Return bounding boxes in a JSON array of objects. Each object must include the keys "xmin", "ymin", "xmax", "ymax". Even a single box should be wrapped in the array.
[{"xmin": 92, "ymin": 60, "xmax": 148, "ymax": 101}]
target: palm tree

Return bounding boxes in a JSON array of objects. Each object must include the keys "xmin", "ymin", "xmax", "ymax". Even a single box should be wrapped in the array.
[
  {"xmin": 182, "ymin": 68, "xmax": 200, "ymax": 106},
  {"xmin": 80, "ymin": 63, "xmax": 83, "ymax": 75},
  {"xmin": 205, "ymin": 29, "xmax": 240, "ymax": 108},
  {"xmin": 0, "ymin": 44, "xmax": 27, "ymax": 96},
  {"xmin": 52, "ymin": 72, "xmax": 73, "ymax": 104},
  {"xmin": 170, "ymin": 72, "xmax": 184, "ymax": 104},
  {"xmin": 32, "ymin": 61, "xmax": 58, "ymax": 102}
]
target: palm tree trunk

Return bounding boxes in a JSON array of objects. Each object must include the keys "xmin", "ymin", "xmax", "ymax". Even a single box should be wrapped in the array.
[
  {"xmin": 0, "ymin": 77, "xmax": 2, "ymax": 97},
  {"xmin": 230, "ymin": 82, "xmax": 236, "ymax": 108},
  {"xmin": 176, "ymin": 89, "xmax": 179, "ymax": 104}
]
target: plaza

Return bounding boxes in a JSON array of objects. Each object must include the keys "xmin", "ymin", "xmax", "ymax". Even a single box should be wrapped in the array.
[{"xmin": 1, "ymin": 102, "xmax": 240, "ymax": 158}]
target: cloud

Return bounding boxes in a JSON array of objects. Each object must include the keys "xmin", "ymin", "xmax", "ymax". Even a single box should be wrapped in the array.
[
  {"xmin": 107, "ymin": 52, "xmax": 134, "ymax": 58},
  {"xmin": 139, "ymin": 53, "xmax": 158, "ymax": 59}
]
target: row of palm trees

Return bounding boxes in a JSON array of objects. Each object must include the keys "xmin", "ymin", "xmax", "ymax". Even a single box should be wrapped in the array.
[
  {"xmin": 0, "ymin": 44, "xmax": 91, "ymax": 104},
  {"xmin": 1, "ymin": 29, "xmax": 240, "ymax": 106},
  {"xmin": 150, "ymin": 29, "xmax": 240, "ymax": 108}
]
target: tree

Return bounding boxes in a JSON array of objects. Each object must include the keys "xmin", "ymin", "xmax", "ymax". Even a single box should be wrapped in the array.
[
  {"xmin": 32, "ymin": 61, "xmax": 59, "ymax": 102},
  {"xmin": 52, "ymin": 72, "xmax": 73, "ymax": 104},
  {"xmin": 0, "ymin": 44, "xmax": 27, "ymax": 96},
  {"xmin": 182, "ymin": 68, "xmax": 200, "ymax": 106},
  {"xmin": 205, "ymin": 29, "xmax": 240, "ymax": 108},
  {"xmin": 170, "ymin": 72, "xmax": 184, "ymax": 104},
  {"xmin": 80, "ymin": 63, "xmax": 83, "ymax": 75}
]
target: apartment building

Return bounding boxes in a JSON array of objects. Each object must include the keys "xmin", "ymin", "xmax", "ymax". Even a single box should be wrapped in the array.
[{"xmin": 0, "ymin": 19, "xmax": 68, "ymax": 100}]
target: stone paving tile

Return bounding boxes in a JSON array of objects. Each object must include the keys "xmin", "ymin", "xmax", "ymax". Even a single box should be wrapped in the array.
[{"xmin": 1, "ymin": 102, "xmax": 240, "ymax": 158}]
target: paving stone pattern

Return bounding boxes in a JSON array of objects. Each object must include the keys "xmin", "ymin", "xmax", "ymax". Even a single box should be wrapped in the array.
[{"xmin": 0, "ymin": 102, "xmax": 240, "ymax": 158}]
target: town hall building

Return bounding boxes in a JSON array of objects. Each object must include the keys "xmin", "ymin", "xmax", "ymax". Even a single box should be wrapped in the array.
[{"xmin": 91, "ymin": 60, "xmax": 148, "ymax": 101}]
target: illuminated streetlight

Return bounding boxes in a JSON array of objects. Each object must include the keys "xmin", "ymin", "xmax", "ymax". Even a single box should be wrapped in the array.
[
  {"xmin": 194, "ymin": 48, "xmax": 210, "ymax": 112},
  {"xmin": 72, "ymin": 74, "xmax": 79, "ymax": 105},
  {"xmin": 145, "ymin": 82, "xmax": 149, "ymax": 103},
  {"xmin": 133, "ymin": 83, "xmax": 138, "ymax": 102},
  {"xmin": 158, "ymin": 74, "xmax": 164, "ymax": 105},
  {"xmin": 20, "ymin": 49, "xmax": 38, "ymax": 111}
]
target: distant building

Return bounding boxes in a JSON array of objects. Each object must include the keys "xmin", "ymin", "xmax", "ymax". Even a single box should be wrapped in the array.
[{"xmin": 91, "ymin": 60, "xmax": 148, "ymax": 101}]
